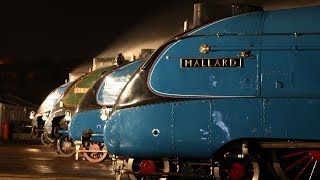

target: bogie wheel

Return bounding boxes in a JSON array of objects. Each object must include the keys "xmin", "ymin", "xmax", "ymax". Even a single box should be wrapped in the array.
[
  {"xmin": 214, "ymin": 155, "xmax": 259, "ymax": 180},
  {"xmin": 127, "ymin": 158, "xmax": 170, "ymax": 180},
  {"xmin": 40, "ymin": 132, "xmax": 55, "ymax": 146},
  {"xmin": 272, "ymin": 148, "xmax": 320, "ymax": 180},
  {"xmin": 56, "ymin": 134, "xmax": 76, "ymax": 157},
  {"xmin": 83, "ymin": 143, "xmax": 108, "ymax": 163}
]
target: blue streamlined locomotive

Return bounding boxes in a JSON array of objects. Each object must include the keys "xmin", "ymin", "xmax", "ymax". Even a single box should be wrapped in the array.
[
  {"xmin": 29, "ymin": 81, "xmax": 74, "ymax": 144},
  {"xmin": 68, "ymin": 59, "xmax": 144, "ymax": 162},
  {"xmin": 103, "ymin": 6, "xmax": 320, "ymax": 180},
  {"xmin": 49, "ymin": 66, "xmax": 117, "ymax": 157}
]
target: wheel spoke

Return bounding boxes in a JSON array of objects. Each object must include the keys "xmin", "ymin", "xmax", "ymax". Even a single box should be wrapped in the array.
[
  {"xmin": 274, "ymin": 148, "xmax": 320, "ymax": 180},
  {"xmin": 56, "ymin": 134, "xmax": 75, "ymax": 157},
  {"xmin": 281, "ymin": 151, "xmax": 308, "ymax": 159},
  {"xmin": 83, "ymin": 143, "xmax": 107, "ymax": 163},
  {"xmin": 294, "ymin": 158, "xmax": 313, "ymax": 180},
  {"xmin": 309, "ymin": 160, "xmax": 318, "ymax": 180},
  {"xmin": 285, "ymin": 154, "xmax": 309, "ymax": 172}
]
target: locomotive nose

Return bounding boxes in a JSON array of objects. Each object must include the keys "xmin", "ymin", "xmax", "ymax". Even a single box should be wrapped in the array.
[
  {"xmin": 103, "ymin": 113, "xmax": 120, "ymax": 155},
  {"xmin": 68, "ymin": 113, "xmax": 78, "ymax": 139}
]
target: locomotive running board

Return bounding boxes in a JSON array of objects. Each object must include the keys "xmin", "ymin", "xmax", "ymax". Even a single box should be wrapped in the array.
[
  {"xmin": 258, "ymin": 141, "xmax": 320, "ymax": 148},
  {"xmin": 76, "ymin": 149, "xmax": 108, "ymax": 153}
]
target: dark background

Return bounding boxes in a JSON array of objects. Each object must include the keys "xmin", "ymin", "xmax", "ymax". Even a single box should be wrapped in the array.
[
  {"xmin": 0, "ymin": 0, "xmax": 192, "ymax": 106},
  {"xmin": 0, "ymin": 0, "xmax": 193, "ymax": 65},
  {"xmin": 0, "ymin": 0, "xmax": 319, "ymax": 106}
]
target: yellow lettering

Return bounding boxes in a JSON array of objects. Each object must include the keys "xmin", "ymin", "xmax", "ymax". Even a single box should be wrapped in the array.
[
  {"xmin": 185, "ymin": 59, "xmax": 192, "ymax": 67},
  {"xmin": 208, "ymin": 59, "xmax": 212, "ymax": 67},
  {"xmin": 74, "ymin": 88, "xmax": 89, "ymax": 94},
  {"xmin": 194, "ymin": 60, "xmax": 200, "ymax": 67},
  {"xmin": 230, "ymin": 59, "xmax": 237, "ymax": 66},
  {"xmin": 201, "ymin": 59, "xmax": 207, "ymax": 67},
  {"xmin": 222, "ymin": 59, "xmax": 228, "ymax": 67},
  {"xmin": 214, "ymin": 59, "xmax": 221, "ymax": 67}
]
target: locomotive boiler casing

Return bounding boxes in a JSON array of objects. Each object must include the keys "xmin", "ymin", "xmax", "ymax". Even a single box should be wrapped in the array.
[
  {"xmin": 34, "ymin": 81, "xmax": 74, "ymax": 134},
  {"xmin": 68, "ymin": 59, "xmax": 144, "ymax": 142},
  {"xmin": 104, "ymin": 6, "xmax": 320, "ymax": 159}
]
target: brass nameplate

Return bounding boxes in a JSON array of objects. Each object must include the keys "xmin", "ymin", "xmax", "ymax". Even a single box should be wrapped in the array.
[
  {"xmin": 74, "ymin": 87, "xmax": 89, "ymax": 93},
  {"xmin": 181, "ymin": 58, "xmax": 242, "ymax": 68}
]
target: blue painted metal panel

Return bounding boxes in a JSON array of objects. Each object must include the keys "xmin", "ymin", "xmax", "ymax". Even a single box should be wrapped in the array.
[
  {"xmin": 172, "ymin": 101, "xmax": 212, "ymax": 158},
  {"xmin": 148, "ymin": 10, "xmax": 265, "ymax": 98},
  {"xmin": 149, "ymin": 36, "xmax": 260, "ymax": 97},
  {"xmin": 68, "ymin": 109, "xmax": 104, "ymax": 142},
  {"xmin": 105, "ymin": 98, "xmax": 320, "ymax": 158},
  {"xmin": 105, "ymin": 99, "xmax": 263, "ymax": 158},
  {"xmin": 263, "ymin": 6, "xmax": 320, "ymax": 33},
  {"xmin": 190, "ymin": 11, "xmax": 264, "ymax": 35},
  {"xmin": 263, "ymin": 98, "xmax": 320, "ymax": 140},
  {"xmin": 261, "ymin": 37, "xmax": 320, "ymax": 97},
  {"xmin": 260, "ymin": 7, "xmax": 320, "ymax": 97},
  {"xmin": 104, "ymin": 104, "xmax": 172, "ymax": 157}
]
